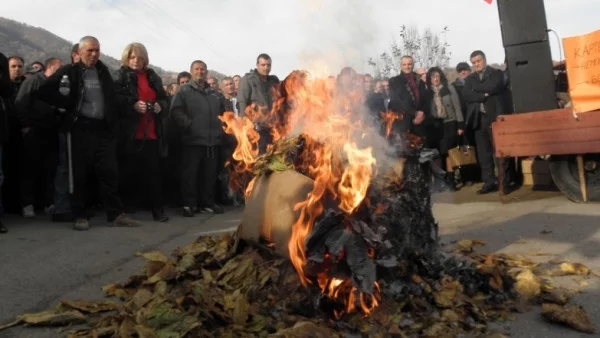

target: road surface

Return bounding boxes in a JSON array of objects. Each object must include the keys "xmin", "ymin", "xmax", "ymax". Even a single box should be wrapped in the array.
[{"xmin": 0, "ymin": 185, "xmax": 598, "ymax": 337}]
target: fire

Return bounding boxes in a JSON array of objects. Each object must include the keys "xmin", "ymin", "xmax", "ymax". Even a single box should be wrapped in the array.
[
  {"xmin": 380, "ymin": 111, "xmax": 400, "ymax": 139},
  {"xmin": 221, "ymin": 69, "xmax": 382, "ymax": 318},
  {"xmin": 317, "ymin": 274, "xmax": 380, "ymax": 319}
]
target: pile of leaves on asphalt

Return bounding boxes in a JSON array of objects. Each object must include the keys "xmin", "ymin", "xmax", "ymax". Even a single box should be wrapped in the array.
[{"xmin": 0, "ymin": 234, "xmax": 596, "ymax": 337}]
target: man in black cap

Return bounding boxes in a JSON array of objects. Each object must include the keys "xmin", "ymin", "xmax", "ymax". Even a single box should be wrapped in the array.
[
  {"xmin": 451, "ymin": 62, "xmax": 479, "ymax": 187},
  {"xmin": 452, "ymin": 62, "xmax": 471, "ymax": 112}
]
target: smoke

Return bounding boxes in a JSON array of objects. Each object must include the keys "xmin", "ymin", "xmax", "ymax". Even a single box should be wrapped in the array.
[{"xmin": 294, "ymin": 0, "xmax": 381, "ymax": 78}]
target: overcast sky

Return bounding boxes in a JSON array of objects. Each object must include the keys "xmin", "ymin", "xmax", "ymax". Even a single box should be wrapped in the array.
[{"xmin": 4, "ymin": 0, "xmax": 599, "ymax": 77}]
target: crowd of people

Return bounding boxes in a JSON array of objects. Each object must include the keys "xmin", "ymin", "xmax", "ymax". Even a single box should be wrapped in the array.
[{"xmin": 0, "ymin": 35, "xmax": 521, "ymax": 234}]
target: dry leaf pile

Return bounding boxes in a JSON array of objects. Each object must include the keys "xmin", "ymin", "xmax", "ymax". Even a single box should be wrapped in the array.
[{"xmin": 0, "ymin": 234, "xmax": 596, "ymax": 337}]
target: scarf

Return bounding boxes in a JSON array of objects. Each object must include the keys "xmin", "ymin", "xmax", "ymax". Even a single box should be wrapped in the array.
[{"xmin": 432, "ymin": 85, "xmax": 447, "ymax": 119}]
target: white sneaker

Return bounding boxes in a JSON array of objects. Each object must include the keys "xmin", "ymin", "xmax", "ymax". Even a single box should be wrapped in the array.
[{"xmin": 22, "ymin": 205, "xmax": 35, "ymax": 218}]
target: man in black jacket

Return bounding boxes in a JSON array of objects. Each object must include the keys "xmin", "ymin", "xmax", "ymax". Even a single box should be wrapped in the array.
[
  {"xmin": 36, "ymin": 36, "xmax": 141, "ymax": 230},
  {"xmin": 387, "ymin": 55, "xmax": 428, "ymax": 140},
  {"xmin": 462, "ymin": 50, "xmax": 510, "ymax": 194},
  {"xmin": 15, "ymin": 58, "xmax": 63, "ymax": 218},
  {"xmin": 170, "ymin": 60, "xmax": 225, "ymax": 217},
  {"xmin": 0, "ymin": 52, "xmax": 10, "ymax": 233}
]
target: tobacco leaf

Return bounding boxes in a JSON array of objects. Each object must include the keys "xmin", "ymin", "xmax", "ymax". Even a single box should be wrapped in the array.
[
  {"xmin": 455, "ymin": 239, "xmax": 486, "ymax": 253},
  {"xmin": 541, "ymin": 303, "xmax": 596, "ymax": 333},
  {"xmin": 9, "ymin": 310, "xmax": 87, "ymax": 327},
  {"xmin": 58, "ymin": 300, "xmax": 122, "ymax": 314},
  {"xmin": 146, "ymin": 263, "xmax": 177, "ymax": 284},
  {"xmin": 176, "ymin": 254, "xmax": 196, "ymax": 274},
  {"xmin": 131, "ymin": 288, "xmax": 155, "ymax": 309},
  {"xmin": 556, "ymin": 263, "xmax": 591, "ymax": 276},
  {"xmin": 138, "ymin": 251, "xmax": 170, "ymax": 263},
  {"xmin": 134, "ymin": 324, "xmax": 159, "ymax": 338},
  {"xmin": 540, "ymin": 289, "xmax": 571, "ymax": 306},
  {"xmin": 101, "ymin": 283, "xmax": 131, "ymax": 301},
  {"xmin": 514, "ymin": 269, "xmax": 541, "ymax": 302}
]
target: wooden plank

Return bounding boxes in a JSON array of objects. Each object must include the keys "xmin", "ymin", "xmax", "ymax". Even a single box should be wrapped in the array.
[{"xmin": 492, "ymin": 108, "xmax": 600, "ymax": 157}]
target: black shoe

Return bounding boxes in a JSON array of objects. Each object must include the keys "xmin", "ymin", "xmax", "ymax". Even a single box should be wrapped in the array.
[
  {"xmin": 0, "ymin": 221, "xmax": 7, "ymax": 234},
  {"xmin": 477, "ymin": 184, "xmax": 498, "ymax": 195},
  {"xmin": 502, "ymin": 183, "xmax": 517, "ymax": 195},
  {"xmin": 445, "ymin": 173, "xmax": 457, "ymax": 192},
  {"xmin": 182, "ymin": 206, "xmax": 194, "ymax": 217},
  {"xmin": 200, "ymin": 204, "xmax": 225, "ymax": 214},
  {"xmin": 152, "ymin": 208, "xmax": 169, "ymax": 222},
  {"xmin": 52, "ymin": 213, "xmax": 75, "ymax": 223}
]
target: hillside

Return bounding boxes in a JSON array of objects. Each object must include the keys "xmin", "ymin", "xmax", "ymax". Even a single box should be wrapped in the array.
[{"xmin": 0, "ymin": 17, "xmax": 225, "ymax": 83}]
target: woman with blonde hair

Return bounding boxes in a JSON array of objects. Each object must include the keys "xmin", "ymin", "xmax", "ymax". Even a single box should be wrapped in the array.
[{"xmin": 114, "ymin": 42, "xmax": 169, "ymax": 222}]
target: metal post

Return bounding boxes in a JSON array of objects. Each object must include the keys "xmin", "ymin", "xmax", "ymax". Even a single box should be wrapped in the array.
[{"xmin": 576, "ymin": 155, "xmax": 588, "ymax": 202}]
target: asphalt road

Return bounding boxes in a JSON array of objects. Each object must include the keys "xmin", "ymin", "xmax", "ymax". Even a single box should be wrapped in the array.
[{"xmin": 0, "ymin": 186, "xmax": 599, "ymax": 337}]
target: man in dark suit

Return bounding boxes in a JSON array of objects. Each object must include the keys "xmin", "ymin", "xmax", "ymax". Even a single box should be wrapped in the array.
[
  {"xmin": 462, "ymin": 50, "xmax": 511, "ymax": 194},
  {"xmin": 387, "ymin": 55, "xmax": 428, "ymax": 139}
]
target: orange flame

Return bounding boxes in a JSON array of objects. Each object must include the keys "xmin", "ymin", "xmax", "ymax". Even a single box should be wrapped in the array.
[
  {"xmin": 221, "ymin": 70, "xmax": 381, "ymax": 317},
  {"xmin": 380, "ymin": 111, "xmax": 400, "ymax": 139}
]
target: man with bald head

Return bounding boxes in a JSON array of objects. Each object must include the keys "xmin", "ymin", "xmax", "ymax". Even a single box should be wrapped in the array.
[{"xmin": 37, "ymin": 36, "xmax": 141, "ymax": 230}]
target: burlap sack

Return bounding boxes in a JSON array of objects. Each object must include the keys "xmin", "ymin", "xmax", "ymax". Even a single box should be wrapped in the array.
[{"xmin": 240, "ymin": 171, "xmax": 314, "ymax": 258}]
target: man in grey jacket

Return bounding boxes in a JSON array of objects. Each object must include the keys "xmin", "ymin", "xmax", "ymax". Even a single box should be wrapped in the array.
[
  {"xmin": 170, "ymin": 60, "xmax": 225, "ymax": 217},
  {"xmin": 236, "ymin": 53, "xmax": 280, "ymax": 154}
]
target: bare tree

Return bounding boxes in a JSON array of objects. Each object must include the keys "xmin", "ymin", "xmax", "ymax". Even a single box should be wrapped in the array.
[{"xmin": 369, "ymin": 24, "xmax": 451, "ymax": 79}]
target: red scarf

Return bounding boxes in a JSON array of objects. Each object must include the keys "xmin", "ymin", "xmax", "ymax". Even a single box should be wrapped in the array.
[
  {"xmin": 135, "ymin": 70, "xmax": 157, "ymax": 140},
  {"xmin": 403, "ymin": 72, "xmax": 419, "ymax": 104}
]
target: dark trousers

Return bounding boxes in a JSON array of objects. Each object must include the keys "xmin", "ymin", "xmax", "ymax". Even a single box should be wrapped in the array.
[
  {"xmin": 119, "ymin": 140, "xmax": 163, "ymax": 210},
  {"xmin": 428, "ymin": 120, "xmax": 459, "ymax": 172},
  {"xmin": 54, "ymin": 133, "xmax": 71, "ymax": 214},
  {"xmin": 71, "ymin": 118, "xmax": 122, "ymax": 220},
  {"xmin": 20, "ymin": 128, "xmax": 58, "ymax": 207},
  {"xmin": 2, "ymin": 123, "xmax": 23, "ymax": 214},
  {"xmin": 474, "ymin": 113, "xmax": 511, "ymax": 187},
  {"xmin": 216, "ymin": 137, "xmax": 235, "ymax": 204},
  {"xmin": 164, "ymin": 133, "xmax": 182, "ymax": 206},
  {"xmin": 181, "ymin": 145, "xmax": 220, "ymax": 208}
]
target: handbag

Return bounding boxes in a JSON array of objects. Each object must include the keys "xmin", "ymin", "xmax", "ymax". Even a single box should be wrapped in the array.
[{"xmin": 448, "ymin": 135, "xmax": 477, "ymax": 168}]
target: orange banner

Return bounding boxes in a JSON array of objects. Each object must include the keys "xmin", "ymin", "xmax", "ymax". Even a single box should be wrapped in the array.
[{"xmin": 563, "ymin": 30, "xmax": 600, "ymax": 113}]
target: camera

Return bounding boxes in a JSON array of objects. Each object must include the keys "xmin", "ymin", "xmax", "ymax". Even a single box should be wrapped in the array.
[{"xmin": 145, "ymin": 102, "xmax": 155, "ymax": 113}]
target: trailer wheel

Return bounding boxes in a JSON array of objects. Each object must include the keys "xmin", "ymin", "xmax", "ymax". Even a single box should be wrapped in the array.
[{"xmin": 549, "ymin": 155, "xmax": 600, "ymax": 202}]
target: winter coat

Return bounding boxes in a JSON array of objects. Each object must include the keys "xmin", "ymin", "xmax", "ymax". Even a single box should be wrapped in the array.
[
  {"xmin": 169, "ymin": 80, "xmax": 225, "ymax": 147},
  {"xmin": 113, "ymin": 66, "xmax": 169, "ymax": 155},
  {"xmin": 236, "ymin": 69, "xmax": 279, "ymax": 119},
  {"xmin": 36, "ymin": 60, "xmax": 119, "ymax": 134},
  {"xmin": 14, "ymin": 72, "xmax": 59, "ymax": 130}
]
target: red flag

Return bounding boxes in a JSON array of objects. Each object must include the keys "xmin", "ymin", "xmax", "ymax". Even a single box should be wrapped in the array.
[{"xmin": 484, "ymin": 0, "xmax": 492, "ymax": 4}]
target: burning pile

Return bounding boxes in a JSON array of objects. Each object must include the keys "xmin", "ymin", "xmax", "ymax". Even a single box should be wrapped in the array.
[
  {"xmin": 1, "ymin": 70, "xmax": 597, "ymax": 337},
  {"xmin": 225, "ymin": 69, "xmax": 444, "ymax": 319}
]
